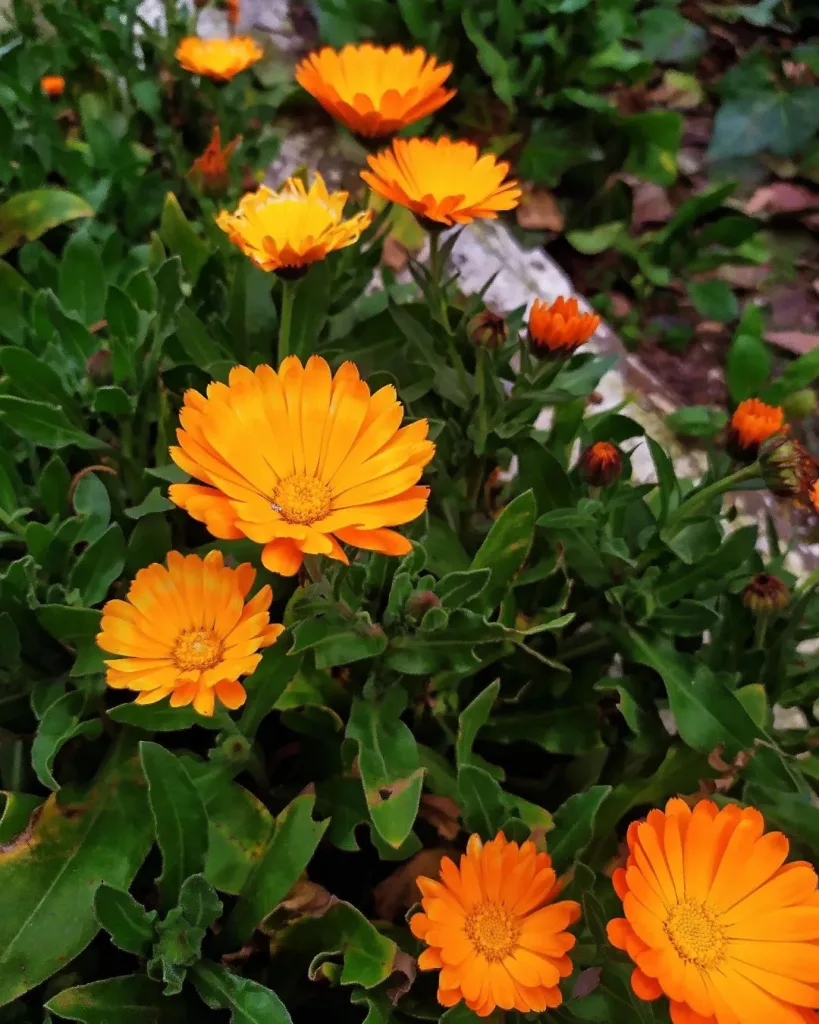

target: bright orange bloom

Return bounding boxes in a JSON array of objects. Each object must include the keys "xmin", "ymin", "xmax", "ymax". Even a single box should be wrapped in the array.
[
  {"xmin": 295, "ymin": 44, "xmax": 455, "ymax": 138},
  {"xmin": 411, "ymin": 832, "xmax": 581, "ymax": 1017},
  {"xmin": 728, "ymin": 398, "xmax": 785, "ymax": 459},
  {"xmin": 579, "ymin": 441, "xmax": 622, "ymax": 487},
  {"xmin": 97, "ymin": 551, "xmax": 283, "ymax": 716},
  {"xmin": 216, "ymin": 173, "xmax": 373, "ymax": 275},
  {"xmin": 175, "ymin": 36, "xmax": 263, "ymax": 81},
  {"xmin": 608, "ymin": 797, "xmax": 819, "ymax": 1024},
  {"xmin": 528, "ymin": 296, "xmax": 600, "ymax": 357},
  {"xmin": 189, "ymin": 126, "xmax": 241, "ymax": 194},
  {"xmin": 361, "ymin": 138, "xmax": 521, "ymax": 226},
  {"xmin": 169, "ymin": 357, "xmax": 434, "ymax": 576},
  {"xmin": 40, "ymin": 75, "xmax": 65, "ymax": 97}
]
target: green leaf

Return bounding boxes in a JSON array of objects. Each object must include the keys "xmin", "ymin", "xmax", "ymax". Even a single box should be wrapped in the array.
[
  {"xmin": 346, "ymin": 683, "xmax": 423, "ymax": 848},
  {"xmin": 68, "ymin": 523, "xmax": 126, "ymax": 606},
  {"xmin": 58, "ymin": 231, "xmax": 106, "ymax": 326},
  {"xmin": 688, "ymin": 280, "xmax": 739, "ymax": 323},
  {"xmin": 107, "ymin": 703, "xmax": 221, "ymax": 732},
  {"xmin": 159, "ymin": 193, "xmax": 209, "ymax": 285},
  {"xmin": 192, "ymin": 961, "xmax": 292, "ymax": 1024},
  {"xmin": 226, "ymin": 793, "xmax": 328, "ymax": 944},
  {"xmin": 726, "ymin": 306, "xmax": 770, "ymax": 403},
  {"xmin": 469, "ymin": 490, "xmax": 536, "ymax": 613},
  {"xmin": 37, "ymin": 605, "xmax": 101, "ymax": 643},
  {"xmin": 0, "ymin": 347, "xmax": 76, "ymax": 410},
  {"xmin": 434, "ymin": 568, "xmax": 491, "ymax": 609},
  {"xmin": 175, "ymin": 306, "xmax": 227, "ymax": 366},
  {"xmin": 566, "ymin": 222, "xmax": 626, "ymax": 254},
  {"xmin": 125, "ymin": 487, "xmax": 174, "ymax": 519},
  {"xmin": 0, "ymin": 189, "xmax": 93, "ymax": 256},
  {"xmin": 139, "ymin": 742, "xmax": 209, "ymax": 910},
  {"xmin": 457, "ymin": 680, "xmax": 500, "ymax": 769},
  {"xmin": 462, "ymin": 11, "xmax": 515, "ymax": 109},
  {"xmin": 289, "ymin": 617, "xmax": 387, "ymax": 669},
  {"xmin": 547, "ymin": 786, "xmax": 611, "ymax": 874},
  {"xmin": 708, "ymin": 88, "xmax": 819, "ymax": 160},
  {"xmin": 762, "ymin": 347, "xmax": 819, "ymax": 405},
  {"xmin": 93, "ymin": 883, "xmax": 156, "ymax": 956},
  {"xmin": 0, "ymin": 741, "xmax": 153, "ymax": 1005},
  {"xmin": 666, "ymin": 405, "xmax": 728, "ymax": 438},
  {"xmin": 46, "ymin": 976, "xmax": 187, "ymax": 1024},
  {"xmin": 624, "ymin": 111, "xmax": 682, "ymax": 185},
  {"xmin": 94, "ymin": 386, "xmax": 134, "ymax": 417},
  {"xmin": 458, "ymin": 764, "xmax": 507, "ymax": 838},
  {"xmin": 126, "ymin": 514, "xmax": 172, "ymax": 574},
  {"xmin": 32, "ymin": 691, "xmax": 102, "ymax": 790},
  {"xmin": 0, "ymin": 396, "xmax": 107, "ymax": 450}
]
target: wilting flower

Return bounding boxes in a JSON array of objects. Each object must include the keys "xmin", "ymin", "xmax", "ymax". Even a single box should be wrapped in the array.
[
  {"xmin": 216, "ymin": 173, "xmax": 373, "ymax": 276},
  {"xmin": 361, "ymin": 138, "xmax": 521, "ymax": 227},
  {"xmin": 169, "ymin": 356, "xmax": 435, "ymax": 576},
  {"xmin": 760, "ymin": 435, "xmax": 818, "ymax": 506},
  {"xmin": 608, "ymin": 797, "xmax": 819, "ymax": 1024},
  {"xmin": 468, "ymin": 309, "xmax": 508, "ymax": 349},
  {"xmin": 295, "ymin": 44, "xmax": 455, "ymax": 138},
  {"xmin": 175, "ymin": 36, "xmax": 263, "ymax": 81},
  {"xmin": 726, "ymin": 398, "xmax": 785, "ymax": 462},
  {"xmin": 742, "ymin": 573, "xmax": 790, "ymax": 614},
  {"xmin": 97, "ymin": 551, "xmax": 283, "ymax": 716},
  {"xmin": 411, "ymin": 832, "xmax": 580, "ymax": 1016},
  {"xmin": 528, "ymin": 296, "xmax": 600, "ymax": 357},
  {"xmin": 40, "ymin": 75, "xmax": 65, "ymax": 97},
  {"xmin": 579, "ymin": 442, "xmax": 622, "ymax": 487},
  {"xmin": 189, "ymin": 126, "xmax": 241, "ymax": 194}
]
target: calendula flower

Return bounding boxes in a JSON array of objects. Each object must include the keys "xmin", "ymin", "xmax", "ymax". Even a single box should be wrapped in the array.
[
  {"xmin": 216, "ymin": 173, "xmax": 373, "ymax": 276},
  {"xmin": 41, "ymin": 75, "xmax": 65, "ymax": 97},
  {"xmin": 742, "ymin": 573, "xmax": 790, "ymax": 614},
  {"xmin": 97, "ymin": 551, "xmax": 283, "ymax": 716},
  {"xmin": 169, "ymin": 356, "xmax": 434, "ymax": 576},
  {"xmin": 361, "ymin": 138, "xmax": 521, "ymax": 227},
  {"xmin": 579, "ymin": 441, "xmax": 622, "ymax": 487},
  {"xmin": 468, "ymin": 309, "xmax": 508, "ymax": 349},
  {"xmin": 727, "ymin": 398, "xmax": 785, "ymax": 462},
  {"xmin": 528, "ymin": 296, "xmax": 600, "ymax": 357},
  {"xmin": 295, "ymin": 44, "xmax": 455, "ymax": 138},
  {"xmin": 189, "ymin": 126, "xmax": 241, "ymax": 194},
  {"xmin": 175, "ymin": 36, "xmax": 263, "ymax": 81},
  {"xmin": 411, "ymin": 832, "xmax": 581, "ymax": 1016},
  {"xmin": 608, "ymin": 797, "xmax": 819, "ymax": 1024}
]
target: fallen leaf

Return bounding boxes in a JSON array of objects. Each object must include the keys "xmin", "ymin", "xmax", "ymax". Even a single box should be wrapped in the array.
[
  {"xmin": 766, "ymin": 331, "xmax": 819, "ymax": 354},
  {"xmin": 610, "ymin": 292, "xmax": 632, "ymax": 318},
  {"xmin": 631, "ymin": 182, "xmax": 674, "ymax": 231},
  {"xmin": 387, "ymin": 951, "xmax": 417, "ymax": 1004},
  {"xmin": 373, "ymin": 848, "xmax": 450, "ymax": 920},
  {"xmin": 418, "ymin": 793, "xmax": 461, "ymax": 840},
  {"xmin": 744, "ymin": 183, "xmax": 819, "ymax": 216},
  {"xmin": 648, "ymin": 70, "xmax": 704, "ymax": 110},
  {"xmin": 516, "ymin": 185, "xmax": 564, "ymax": 232},
  {"xmin": 382, "ymin": 236, "xmax": 409, "ymax": 272},
  {"xmin": 715, "ymin": 264, "xmax": 770, "ymax": 289}
]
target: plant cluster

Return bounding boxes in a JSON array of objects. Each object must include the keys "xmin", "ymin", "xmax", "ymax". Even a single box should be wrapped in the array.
[{"xmin": 0, "ymin": 4, "xmax": 818, "ymax": 1024}]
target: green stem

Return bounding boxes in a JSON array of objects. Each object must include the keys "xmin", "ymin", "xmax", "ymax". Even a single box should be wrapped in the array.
[
  {"xmin": 665, "ymin": 461, "xmax": 761, "ymax": 537},
  {"xmin": 278, "ymin": 277, "xmax": 295, "ymax": 365},
  {"xmin": 428, "ymin": 231, "xmax": 471, "ymax": 403},
  {"xmin": 796, "ymin": 567, "xmax": 819, "ymax": 597},
  {"xmin": 754, "ymin": 613, "xmax": 770, "ymax": 651}
]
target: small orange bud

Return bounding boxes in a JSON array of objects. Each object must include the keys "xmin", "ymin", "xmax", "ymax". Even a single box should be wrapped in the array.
[
  {"xmin": 406, "ymin": 589, "xmax": 442, "ymax": 620},
  {"xmin": 726, "ymin": 398, "xmax": 785, "ymax": 462},
  {"xmin": 40, "ymin": 75, "xmax": 65, "ymax": 98},
  {"xmin": 468, "ymin": 308, "xmax": 507, "ymax": 349},
  {"xmin": 528, "ymin": 296, "xmax": 600, "ymax": 358},
  {"xmin": 742, "ymin": 573, "xmax": 790, "ymax": 614},
  {"xmin": 86, "ymin": 349, "xmax": 113, "ymax": 384},
  {"xmin": 189, "ymin": 125, "xmax": 241, "ymax": 195},
  {"xmin": 578, "ymin": 442, "xmax": 622, "ymax": 487}
]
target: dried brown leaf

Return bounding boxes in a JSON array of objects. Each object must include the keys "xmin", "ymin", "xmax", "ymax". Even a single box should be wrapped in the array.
[
  {"xmin": 373, "ymin": 848, "xmax": 450, "ymax": 920},
  {"xmin": 516, "ymin": 185, "xmax": 564, "ymax": 232},
  {"xmin": 418, "ymin": 794, "xmax": 461, "ymax": 840}
]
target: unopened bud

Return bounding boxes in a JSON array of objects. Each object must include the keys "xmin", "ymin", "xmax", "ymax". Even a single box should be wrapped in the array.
[
  {"xmin": 782, "ymin": 388, "xmax": 817, "ymax": 421},
  {"xmin": 406, "ymin": 589, "xmax": 441, "ymax": 620},
  {"xmin": 759, "ymin": 435, "xmax": 817, "ymax": 502},
  {"xmin": 468, "ymin": 309, "xmax": 507, "ymax": 349},
  {"xmin": 742, "ymin": 573, "xmax": 790, "ymax": 614},
  {"xmin": 86, "ymin": 349, "xmax": 112, "ymax": 384},
  {"xmin": 578, "ymin": 442, "xmax": 622, "ymax": 487}
]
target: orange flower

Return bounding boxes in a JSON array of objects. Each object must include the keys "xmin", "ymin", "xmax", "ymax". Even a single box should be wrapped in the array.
[
  {"xmin": 175, "ymin": 36, "xmax": 263, "ymax": 81},
  {"xmin": 411, "ymin": 832, "xmax": 581, "ymax": 1017},
  {"xmin": 169, "ymin": 356, "xmax": 435, "ymax": 576},
  {"xmin": 727, "ymin": 398, "xmax": 786, "ymax": 461},
  {"xmin": 97, "ymin": 551, "xmax": 283, "ymax": 716},
  {"xmin": 579, "ymin": 441, "xmax": 622, "ymax": 487},
  {"xmin": 361, "ymin": 138, "xmax": 521, "ymax": 226},
  {"xmin": 608, "ymin": 797, "xmax": 819, "ymax": 1024},
  {"xmin": 40, "ymin": 75, "xmax": 65, "ymax": 97},
  {"xmin": 189, "ymin": 125, "xmax": 241, "ymax": 194},
  {"xmin": 528, "ymin": 296, "xmax": 600, "ymax": 357},
  {"xmin": 295, "ymin": 44, "xmax": 455, "ymax": 138},
  {"xmin": 216, "ymin": 173, "xmax": 373, "ymax": 276}
]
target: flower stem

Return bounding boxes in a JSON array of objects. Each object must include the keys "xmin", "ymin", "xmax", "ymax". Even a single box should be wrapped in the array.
[
  {"xmin": 278, "ymin": 277, "xmax": 295, "ymax": 365},
  {"xmin": 664, "ymin": 461, "xmax": 761, "ymax": 537},
  {"xmin": 428, "ymin": 230, "xmax": 471, "ymax": 403}
]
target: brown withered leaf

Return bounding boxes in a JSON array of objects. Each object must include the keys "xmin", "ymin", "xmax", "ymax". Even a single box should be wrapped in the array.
[
  {"xmin": 382, "ymin": 236, "xmax": 409, "ymax": 272},
  {"xmin": 418, "ymin": 794, "xmax": 461, "ymax": 840},
  {"xmin": 373, "ymin": 848, "xmax": 450, "ymax": 920},
  {"xmin": 745, "ymin": 182, "xmax": 819, "ymax": 216},
  {"xmin": 516, "ymin": 185, "xmax": 564, "ymax": 232},
  {"xmin": 572, "ymin": 967, "xmax": 602, "ymax": 1000},
  {"xmin": 766, "ymin": 331, "xmax": 819, "ymax": 355},
  {"xmin": 387, "ymin": 951, "xmax": 417, "ymax": 1005},
  {"xmin": 631, "ymin": 182, "xmax": 674, "ymax": 232}
]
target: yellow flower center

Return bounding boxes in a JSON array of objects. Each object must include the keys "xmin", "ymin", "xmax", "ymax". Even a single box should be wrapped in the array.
[
  {"xmin": 272, "ymin": 474, "xmax": 331, "ymax": 525},
  {"xmin": 173, "ymin": 628, "xmax": 224, "ymax": 671},
  {"xmin": 665, "ymin": 899, "xmax": 725, "ymax": 968},
  {"xmin": 464, "ymin": 901, "xmax": 521, "ymax": 962}
]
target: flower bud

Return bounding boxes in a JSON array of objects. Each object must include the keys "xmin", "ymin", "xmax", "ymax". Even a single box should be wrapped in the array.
[
  {"xmin": 468, "ymin": 309, "xmax": 507, "ymax": 349},
  {"xmin": 759, "ymin": 435, "xmax": 818, "ymax": 503},
  {"xmin": 742, "ymin": 573, "xmax": 790, "ymax": 614},
  {"xmin": 406, "ymin": 589, "xmax": 441, "ymax": 620},
  {"xmin": 782, "ymin": 388, "xmax": 817, "ymax": 421},
  {"xmin": 578, "ymin": 441, "xmax": 622, "ymax": 487},
  {"xmin": 86, "ymin": 348, "xmax": 112, "ymax": 384}
]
